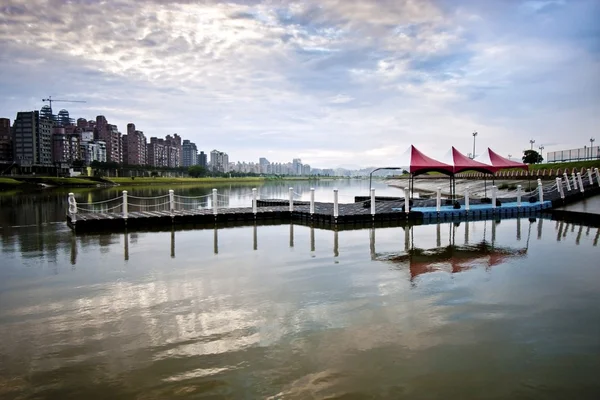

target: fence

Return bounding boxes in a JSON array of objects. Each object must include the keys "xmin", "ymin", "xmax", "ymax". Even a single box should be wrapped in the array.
[{"xmin": 547, "ymin": 146, "xmax": 600, "ymax": 163}]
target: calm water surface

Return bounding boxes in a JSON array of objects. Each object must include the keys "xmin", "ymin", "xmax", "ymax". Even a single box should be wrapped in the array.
[{"xmin": 0, "ymin": 180, "xmax": 599, "ymax": 399}]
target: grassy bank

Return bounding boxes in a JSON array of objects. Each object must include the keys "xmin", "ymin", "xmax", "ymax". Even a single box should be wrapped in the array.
[
  {"xmin": 0, "ymin": 176, "xmax": 99, "ymax": 189},
  {"xmin": 0, "ymin": 177, "xmax": 23, "ymax": 188},
  {"xmin": 528, "ymin": 160, "xmax": 600, "ymax": 171}
]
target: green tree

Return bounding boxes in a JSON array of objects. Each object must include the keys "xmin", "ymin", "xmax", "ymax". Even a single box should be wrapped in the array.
[
  {"xmin": 522, "ymin": 150, "xmax": 543, "ymax": 164},
  {"xmin": 188, "ymin": 165, "xmax": 207, "ymax": 177}
]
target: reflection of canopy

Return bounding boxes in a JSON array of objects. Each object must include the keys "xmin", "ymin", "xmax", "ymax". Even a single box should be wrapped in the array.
[
  {"xmin": 475, "ymin": 148, "xmax": 529, "ymax": 171},
  {"xmin": 398, "ymin": 145, "xmax": 454, "ymax": 176},
  {"xmin": 442, "ymin": 146, "xmax": 498, "ymax": 174},
  {"xmin": 384, "ymin": 242, "xmax": 527, "ymax": 280}
]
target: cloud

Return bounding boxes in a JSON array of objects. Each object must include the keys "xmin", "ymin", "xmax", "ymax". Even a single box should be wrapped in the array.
[{"xmin": 0, "ymin": 0, "xmax": 598, "ymax": 168}]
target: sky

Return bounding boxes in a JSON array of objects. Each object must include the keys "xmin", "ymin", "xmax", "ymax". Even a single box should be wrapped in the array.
[{"xmin": 0, "ymin": 0, "xmax": 598, "ymax": 169}]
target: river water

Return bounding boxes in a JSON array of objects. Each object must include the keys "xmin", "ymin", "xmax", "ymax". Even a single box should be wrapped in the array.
[{"xmin": 0, "ymin": 180, "xmax": 599, "ymax": 399}]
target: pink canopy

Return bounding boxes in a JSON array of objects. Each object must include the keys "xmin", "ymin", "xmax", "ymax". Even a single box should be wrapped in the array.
[
  {"xmin": 475, "ymin": 148, "xmax": 529, "ymax": 171},
  {"xmin": 442, "ymin": 146, "xmax": 499, "ymax": 174},
  {"xmin": 399, "ymin": 145, "xmax": 454, "ymax": 176}
]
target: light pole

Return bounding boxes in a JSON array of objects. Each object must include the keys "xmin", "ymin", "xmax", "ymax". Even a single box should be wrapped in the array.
[
  {"xmin": 590, "ymin": 137, "xmax": 595, "ymax": 160},
  {"xmin": 530, "ymin": 139, "xmax": 535, "ymax": 150},
  {"xmin": 472, "ymin": 131, "xmax": 478, "ymax": 159},
  {"xmin": 538, "ymin": 145, "xmax": 544, "ymax": 162},
  {"xmin": 508, "ymin": 154, "xmax": 512, "ymax": 160}
]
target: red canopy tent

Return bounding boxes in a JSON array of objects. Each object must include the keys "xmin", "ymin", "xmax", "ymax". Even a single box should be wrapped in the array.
[
  {"xmin": 399, "ymin": 145, "xmax": 454, "ymax": 176},
  {"xmin": 444, "ymin": 146, "xmax": 499, "ymax": 174},
  {"xmin": 475, "ymin": 148, "xmax": 529, "ymax": 171}
]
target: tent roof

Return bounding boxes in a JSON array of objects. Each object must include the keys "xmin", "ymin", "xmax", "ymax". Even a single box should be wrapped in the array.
[
  {"xmin": 441, "ymin": 147, "xmax": 498, "ymax": 174},
  {"xmin": 398, "ymin": 145, "xmax": 454, "ymax": 176},
  {"xmin": 475, "ymin": 148, "xmax": 529, "ymax": 171}
]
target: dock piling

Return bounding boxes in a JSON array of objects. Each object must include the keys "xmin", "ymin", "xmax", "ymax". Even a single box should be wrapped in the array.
[
  {"xmin": 436, "ymin": 187, "xmax": 441, "ymax": 213},
  {"xmin": 370, "ymin": 188, "xmax": 376, "ymax": 216},
  {"xmin": 492, "ymin": 185, "xmax": 497, "ymax": 209},
  {"xmin": 572, "ymin": 173, "xmax": 578, "ymax": 191},
  {"xmin": 169, "ymin": 190, "xmax": 175, "ymax": 214},
  {"xmin": 289, "ymin": 187, "xmax": 294, "ymax": 212},
  {"xmin": 465, "ymin": 186, "xmax": 470, "ymax": 211},
  {"xmin": 310, "ymin": 188, "xmax": 315, "ymax": 215},
  {"xmin": 333, "ymin": 189, "xmax": 339, "ymax": 219},
  {"xmin": 404, "ymin": 187, "xmax": 410, "ymax": 214},
  {"xmin": 123, "ymin": 190, "xmax": 128, "ymax": 220},
  {"xmin": 212, "ymin": 189, "xmax": 218, "ymax": 215},
  {"xmin": 68, "ymin": 192, "xmax": 77, "ymax": 223},
  {"xmin": 556, "ymin": 177, "xmax": 565, "ymax": 200},
  {"xmin": 538, "ymin": 180, "xmax": 544, "ymax": 204},
  {"xmin": 252, "ymin": 188, "xmax": 257, "ymax": 215},
  {"xmin": 588, "ymin": 168, "xmax": 593, "ymax": 185},
  {"xmin": 517, "ymin": 185, "xmax": 522, "ymax": 207},
  {"xmin": 564, "ymin": 173, "xmax": 571, "ymax": 191},
  {"xmin": 577, "ymin": 173, "xmax": 584, "ymax": 193}
]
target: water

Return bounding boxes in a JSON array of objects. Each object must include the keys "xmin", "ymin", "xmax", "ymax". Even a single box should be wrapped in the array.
[{"xmin": 1, "ymin": 180, "xmax": 599, "ymax": 399}]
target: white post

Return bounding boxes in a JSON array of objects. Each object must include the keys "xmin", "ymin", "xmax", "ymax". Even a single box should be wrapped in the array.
[
  {"xmin": 465, "ymin": 186, "xmax": 470, "ymax": 211},
  {"xmin": 577, "ymin": 172, "xmax": 584, "ymax": 193},
  {"xmin": 572, "ymin": 173, "xmax": 578, "ymax": 190},
  {"xmin": 517, "ymin": 185, "xmax": 522, "ymax": 207},
  {"xmin": 289, "ymin": 187, "xmax": 294, "ymax": 212},
  {"xmin": 310, "ymin": 188, "xmax": 315, "ymax": 215},
  {"xmin": 370, "ymin": 188, "xmax": 376, "ymax": 216},
  {"xmin": 436, "ymin": 187, "xmax": 441, "ymax": 212},
  {"xmin": 122, "ymin": 190, "xmax": 128, "ymax": 219},
  {"xmin": 538, "ymin": 180, "xmax": 544, "ymax": 203},
  {"xmin": 556, "ymin": 177, "xmax": 564, "ymax": 199},
  {"xmin": 68, "ymin": 192, "xmax": 77, "ymax": 222},
  {"xmin": 252, "ymin": 188, "xmax": 257, "ymax": 215},
  {"xmin": 587, "ymin": 168, "xmax": 593, "ymax": 185},
  {"xmin": 169, "ymin": 189, "xmax": 175, "ymax": 213},
  {"xmin": 596, "ymin": 168, "xmax": 600, "ymax": 186},
  {"xmin": 333, "ymin": 188, "xmax": 339, "ymax": 218},
  {"xmin": 564, "ymin": 173, "xmax": 571, "ymax": 191},
  {"xmin": 212, "ymin": 189, "xmax": 218, "ymax": 215},
  {"xmin": 492, "ymin": 185, "xmax": 497, "ymax": 209},
  {"xmin": 404, "ymin": 187, "xmax": 410, "ymax": 214}
]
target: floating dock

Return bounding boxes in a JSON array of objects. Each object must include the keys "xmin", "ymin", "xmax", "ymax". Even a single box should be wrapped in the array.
[{"xmin": 66, "ymin": 179, "xmax": 600, "ymax": 232}]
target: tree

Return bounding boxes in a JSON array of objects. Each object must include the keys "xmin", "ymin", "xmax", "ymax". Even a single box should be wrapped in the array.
[
  {"xmin": 522, "ymin": 150, "xmax": 543, "ymax": 164},
  {"xmin": 188, "ymin": 165, "xmax": 207, "ymax": 178}
]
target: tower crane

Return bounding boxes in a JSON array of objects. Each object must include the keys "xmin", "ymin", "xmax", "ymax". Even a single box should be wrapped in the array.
[{"xmin": 42, "ymin": 96, "xmax": 86, "ymax": 111}]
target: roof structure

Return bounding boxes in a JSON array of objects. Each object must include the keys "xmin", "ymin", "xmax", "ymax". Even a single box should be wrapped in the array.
[
  {"xmin": 398, "ymin": 145, "xmax": 454, "ymax": 176},
  {"xmin": 442, "ymin": 146, "xmax": 499, "ymax": 174},
  {"xmin": 475, "ymin": 148, "xmax": 529, "ymax": 171}
]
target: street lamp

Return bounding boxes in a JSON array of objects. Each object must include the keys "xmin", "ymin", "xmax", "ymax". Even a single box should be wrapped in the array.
[
  {"xmin": 508, "ymin": 154, "xmax": 512, "ymax": 159},
  {"xmin": 591, "ymin": 137, "xmax": 595, "ymax": 160},
  {"xmin": 538, "ymin": 145, "xmax": 544, "ymax": 161},
  {"xmin": 529, "ymin": 139, "xmax": 535, "ymax": 150},
  {"xmin": 472, "ymin": 131, "xmax": 478, "ymax": 159}
]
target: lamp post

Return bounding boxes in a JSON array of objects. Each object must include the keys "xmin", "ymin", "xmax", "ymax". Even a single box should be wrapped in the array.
[
  {"xmin": 530, "ymin": 139, "xmax": 535, "ymax": 150},
  {"xmin": 472, "ymin": 131, "xmax": 478, "ymax": 159},
  {"xmin": 508, "ymin": 154, "xmax": 512, "ymax": 159},
  {"xmin": 538, "ymin": 145, "xmax": 544, "ymax": 162},
  {"xmin": 591, "ymin": 137, "xmax": 595, "ymax": 160}
]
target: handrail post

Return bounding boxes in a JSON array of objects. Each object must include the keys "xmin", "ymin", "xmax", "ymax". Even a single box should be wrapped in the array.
[
  {"xmin": 252, "ymin": 188, "xmax": 257, "ymax": 215},
  {"xmin": 572, "ymin": 173, "xmax": 578, "ymax": 190},
  {"xmin": 556, "ymin": 177, "xmax": 564, "ymax": 199},
  {"xmin": 587, "ymin": 168, "xmax": 593, "ymax": 185},
  {"xmin": 492, "ymin": 185, "xmax": 497, "ymax": 209},
  {"xmin": 404, "ymin": 187, "xmax": 410, "ymax": 214},
  {"xmin": 436, "ymin": 187, "xmax": 441, "ymax": 213},
  {"xmin": 370, "ymin": 188, "xmax": 376, "ymax": 216},
  {"xmin": 564, "ymin": 173, "xmax": 571, "ymax": 191},
  {"xmin": 310, "ymin": 188, "xmax": 315, "ymax": 215},
  {"xmin": 122, "ymin": 190, "xmax": 128, "ymax": 219},
  {"xmin": 68, "ymin": 192, "xmax": 77, "ymax": 223},
  {"xmin": 289, "ymin": 187, "xmax": 294, "ymax": 212},
  {"xmin": 517, "ymin": 185, "xmax": 522, "ymax": 207},
  {"xmin": 169, "ymin": 189, "xmax": 175, "ymax": 213},
  {"xmin": 212, "ymin": 189, "xmax": 218, "ymax": 215},
  {"xmin": 465, "ymin": 186, "xmax": 470, "ymax": 211},
  {"xmin": 577, "ymin": 172, "xmax": 584, "ymax": 193},
  {"xmin": 333, "ymin": 189, "xmax": 339, "ymax": 219},
  {"xmin": 538, "ymin": 180, "xmax": 544, "ymax": 203}
]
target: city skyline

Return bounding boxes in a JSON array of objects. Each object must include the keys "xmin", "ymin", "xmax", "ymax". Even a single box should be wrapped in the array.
[{"xmin": 0, "ymin": 1, "xmax": 598, "ymax": 167}]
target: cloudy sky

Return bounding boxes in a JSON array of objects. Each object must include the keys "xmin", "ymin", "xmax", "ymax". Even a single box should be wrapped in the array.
[{"xmin": 0, "ymin": 0, "xmax": 598, "ymax": 168}]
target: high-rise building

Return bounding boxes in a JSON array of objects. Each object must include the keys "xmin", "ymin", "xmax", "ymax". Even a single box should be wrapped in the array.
[
  {"xmin": 123, "ymin": 123, "xmax": 147, "ymax": 165},
  {"xmin": 0, "ymin": 118, "xmax": 12, "ymax": 162},
  {"xmin": 259, "ymin": 157, "xmax": 270, "ymax": 174},
  {"xmin": 147, "ymin": 137, "xmax": 167, "ymax": 167},
  {"xmin": 198, "ymin": 151, "xmax": 207, "ymax": 168},
  {"xmin": 12, "ymin": 111, "xmax": 53, "ymax": 167},
  {"xmin": 182, "ymin": 140, "xmax": 198, "ymax": 167},
  {"xmin": 57, "ymin": 109, "xmax": 72, "ymax": 127},
  {"xmin": 292, "ymin": 158, "xmax": 302, "ymax": 175},
  {"xmin": 94, "ymin": 116, "xmax": 122, "ymax": 163},
  {"xmin": 210, "ymin": 150, "xmax": 229, "ymax": 173},
  {"xmin": 165, "ymin": 134, "xmax": 182, "ymax": 168}
]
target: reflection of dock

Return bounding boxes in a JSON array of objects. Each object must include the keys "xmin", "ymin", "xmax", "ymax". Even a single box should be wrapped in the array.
[{"xmin": 69, "ymin": 218, "xmax": 599, "ymax": 270}]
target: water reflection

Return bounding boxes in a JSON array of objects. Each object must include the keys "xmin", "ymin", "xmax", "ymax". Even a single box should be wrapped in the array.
[{"xmin": 86, "ymin": 218, "xmax": 598, "ymax": 274}]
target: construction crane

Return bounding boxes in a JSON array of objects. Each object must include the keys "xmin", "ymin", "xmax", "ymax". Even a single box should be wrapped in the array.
[{"xmin": 42, "ymin": 96, "xmax": 87, "ymax": 111}]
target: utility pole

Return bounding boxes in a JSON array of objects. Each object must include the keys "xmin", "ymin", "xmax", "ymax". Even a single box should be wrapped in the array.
[
  {"xmin": 590, "ymin": 137, "xmax": 595, "ymax": 160},
  {"xmin": 538, "ymin": 145, "xmax": 544, "ymax": 162},
  {"xmin": 529, "ymin": 139, "xmax": 535, "ymax": 150},
  {"xmin": 472, "ymin": 131, "xmax": 478, "ymax": 159}
]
